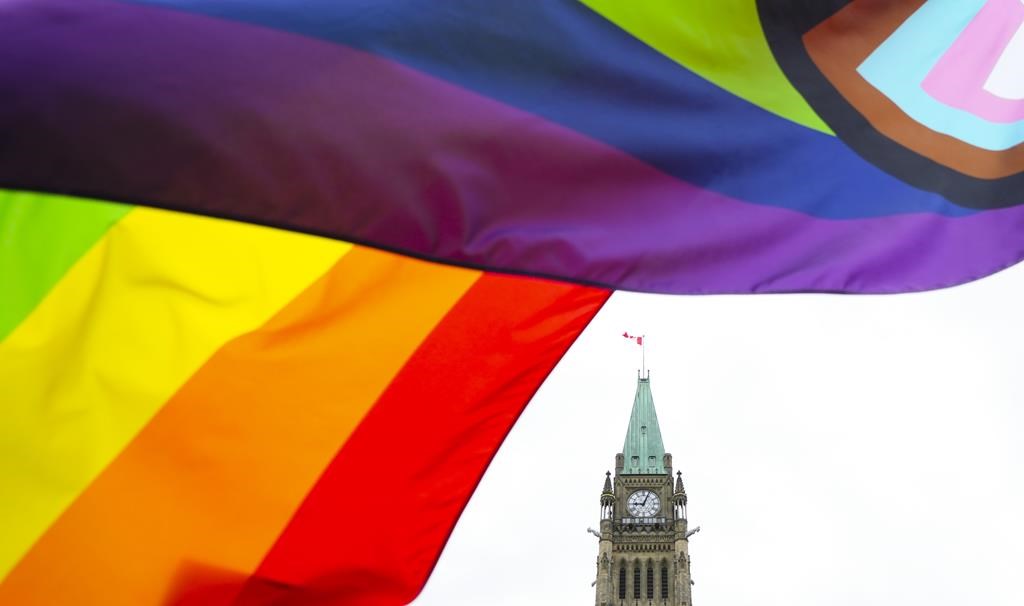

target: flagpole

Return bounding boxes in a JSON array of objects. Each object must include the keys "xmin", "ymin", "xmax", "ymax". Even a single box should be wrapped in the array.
[{"xmin": 642, "ymin": 334, "xmax": 646, "ymax": 378}]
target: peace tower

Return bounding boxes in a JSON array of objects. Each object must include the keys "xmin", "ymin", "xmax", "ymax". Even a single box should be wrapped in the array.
[{"xmin": 593, "ymin": 372, "xmax": 695, "ymax": 606}]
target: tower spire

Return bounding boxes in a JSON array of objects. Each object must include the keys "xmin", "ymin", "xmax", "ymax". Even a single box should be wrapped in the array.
[{"xmin": 621, "ymin": 372, "xmax": 666, "ymax": 474}]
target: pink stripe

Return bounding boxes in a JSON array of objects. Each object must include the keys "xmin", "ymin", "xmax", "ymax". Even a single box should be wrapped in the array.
[{"xmin": 922, "ymin": 0, "xmax": 1024, "ymax": 123}]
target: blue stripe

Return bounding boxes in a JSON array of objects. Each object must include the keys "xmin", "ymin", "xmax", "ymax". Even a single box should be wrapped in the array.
[{"xmin": 130, "ymin": 0, "xmax": 973, "ymax": 219}]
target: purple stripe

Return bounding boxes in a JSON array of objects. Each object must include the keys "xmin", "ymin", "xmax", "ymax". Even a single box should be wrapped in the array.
[{"xmin": 2, "ymin": 0, "xmax": 1023, "ymax": 293}]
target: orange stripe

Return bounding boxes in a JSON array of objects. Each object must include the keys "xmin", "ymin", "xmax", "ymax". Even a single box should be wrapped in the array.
[
  {"xmin": 0, "ymin": 246, "xmax": 480, "ymax": 606},
  {"xmin": 231, "ymin": 275, "xmax": 610, "ymax": 606}
]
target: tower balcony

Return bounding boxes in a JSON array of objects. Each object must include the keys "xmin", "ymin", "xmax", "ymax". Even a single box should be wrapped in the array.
[
  {"xmin": 618, "ymin": 516, "xmax": 668, "ymax": 525},
  {"xmin": 613, "ymin": 517, "xmax": 676, "ymax": 533}
]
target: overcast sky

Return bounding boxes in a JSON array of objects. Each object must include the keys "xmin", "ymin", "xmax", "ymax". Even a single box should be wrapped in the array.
[{"xmin": 413, "ymin": 262, "xmax": 1024, "ymax": 605}]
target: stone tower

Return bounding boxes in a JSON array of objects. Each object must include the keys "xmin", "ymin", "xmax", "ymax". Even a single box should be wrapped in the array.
[{"xmin": 594, "ymin": 373, "xmax": 693, "ymax": 606}]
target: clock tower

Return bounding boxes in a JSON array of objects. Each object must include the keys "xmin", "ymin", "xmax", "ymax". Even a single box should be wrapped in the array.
[{"xmin": 594, "ymin": 373, "xmax": 694, "ymax": 606}]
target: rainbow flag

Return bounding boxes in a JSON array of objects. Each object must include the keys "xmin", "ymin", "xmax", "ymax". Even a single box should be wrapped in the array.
[{"xmin": 2, "ymin": 1, "xmax": 1022, "ymax": 604}]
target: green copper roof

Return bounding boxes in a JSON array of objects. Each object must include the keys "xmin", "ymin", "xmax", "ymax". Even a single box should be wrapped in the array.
[{"xmin": 621, "ymin": 375, "xmax": 666, "ymax": 474}]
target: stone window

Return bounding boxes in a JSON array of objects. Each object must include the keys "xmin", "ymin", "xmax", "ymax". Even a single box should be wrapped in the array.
[
  {"xmin": 633, "ymin": 562, "xmax": 641, "ymax": 598},
  {"xmin": 660, "ymin": 559, "xmax": 669, "ymax": 599},
  {"xmin": 646, "ymin": 560, "xmax": 654, "ymax": 599},
  {"xmin": 618, "ymin": 564, "xmax": 626, "ymax": 599}
]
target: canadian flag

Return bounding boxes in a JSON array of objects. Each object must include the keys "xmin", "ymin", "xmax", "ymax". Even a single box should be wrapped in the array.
[{"xmin": 622, "ymin": 332, "xmax": 643, "ymax": 346}]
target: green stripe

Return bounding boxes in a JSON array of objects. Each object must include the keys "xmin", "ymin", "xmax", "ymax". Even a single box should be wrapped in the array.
[
  {"xmin": 580, "ymin": 0, "xmax": 832, "ymax": 134},
  {"xmin": 0, "ymin": 190, "xmax": 133, "ymax": 341}
]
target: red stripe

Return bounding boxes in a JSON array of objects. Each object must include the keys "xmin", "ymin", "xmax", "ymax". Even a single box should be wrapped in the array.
[{"xmin": 206, "ymin": 274, "xmax": 608, "ymax": 605}]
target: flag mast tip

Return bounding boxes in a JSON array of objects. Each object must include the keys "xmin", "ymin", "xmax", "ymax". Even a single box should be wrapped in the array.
[
  {"xmin": 642, "ymin": 334, "xmax": 646, "ymax": 378},
  {"xmin": 624, "ymin": 331, "xmax": 646, "ymax": 379}
]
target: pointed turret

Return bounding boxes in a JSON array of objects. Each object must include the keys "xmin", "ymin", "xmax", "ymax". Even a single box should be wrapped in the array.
[
  {"xmin": 621, "ymin": 373, "xmax": 667, "ymax": 474},
  {"xmin": 600, "ymin": 471, "xmax": 615, "ymax": 520},
  {"xmin": 674, "ymin": 470, "xmax": 688, "ymax": 506}
]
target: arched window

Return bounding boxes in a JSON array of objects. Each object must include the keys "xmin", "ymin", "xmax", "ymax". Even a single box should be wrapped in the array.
[
  {"xmin": 660, "ymin": 559, "xmax": 669, "ymax": 599},
  {"xmin": 646, "ymin": 560, "xmax": 654, "ymax": 599},
  {"xmin": 633, "ymin": 561, "xmax": 641, "ymax": 598},
  {"xmin": 618, "ymin": 563, "xmax": 626, "ymax": 599}
]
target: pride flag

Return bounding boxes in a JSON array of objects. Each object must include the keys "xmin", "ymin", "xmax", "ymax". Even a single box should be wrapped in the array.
[{"xmin": 2, "ymin": 1, "xmax": 1023, "ymax": 604}]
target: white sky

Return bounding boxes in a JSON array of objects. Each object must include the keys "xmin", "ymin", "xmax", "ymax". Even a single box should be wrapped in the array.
[{"xmin": 413, "ymin": 262, "xmax": 1024, "ymax": 606}]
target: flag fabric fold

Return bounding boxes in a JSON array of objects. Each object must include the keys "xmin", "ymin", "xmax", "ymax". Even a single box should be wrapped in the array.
[{"xmin": 3, "ymin": 1, "xmax": 1024, "ymax": 604}]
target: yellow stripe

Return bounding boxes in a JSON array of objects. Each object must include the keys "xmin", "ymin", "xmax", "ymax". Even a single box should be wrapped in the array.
[{"xmin": 0, "ymin": 207, "xmax": 350, "ymax": 578}]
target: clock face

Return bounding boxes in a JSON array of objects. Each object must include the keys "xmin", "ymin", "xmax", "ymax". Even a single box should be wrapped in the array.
[{"xmin": 626, "ymin": 490, "xmax": 660, "ymax": 517}]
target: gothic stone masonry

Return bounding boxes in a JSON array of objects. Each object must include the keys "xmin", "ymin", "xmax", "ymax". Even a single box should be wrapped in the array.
[{"xmin": 595, "ymin": 375, "xmax": 692, "ymax": 606}]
